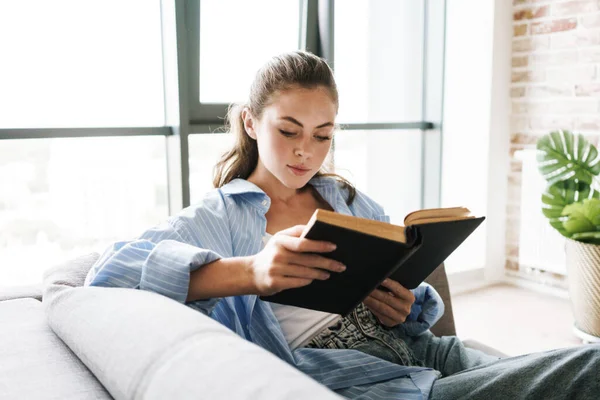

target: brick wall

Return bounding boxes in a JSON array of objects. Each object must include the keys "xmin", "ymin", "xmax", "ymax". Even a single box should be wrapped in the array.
[{"xmin": 510, "ymin": 0, "xmax": 600, "ymax": 287}]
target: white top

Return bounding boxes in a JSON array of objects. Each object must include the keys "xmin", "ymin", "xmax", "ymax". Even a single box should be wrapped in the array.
[{"xmin": 262, "ymin": 234, "xmax": 341, "ymax": 350}]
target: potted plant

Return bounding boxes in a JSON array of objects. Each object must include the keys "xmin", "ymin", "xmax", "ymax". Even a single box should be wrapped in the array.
[{"xmin": 536, "ymin": 129, "xmax": 600, "ymax": 341}]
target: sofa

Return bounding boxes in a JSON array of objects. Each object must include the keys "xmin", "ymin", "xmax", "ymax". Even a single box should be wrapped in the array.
[{"xmin": 0, "ymin": 253, "xmax": 505, "ymax": 399}]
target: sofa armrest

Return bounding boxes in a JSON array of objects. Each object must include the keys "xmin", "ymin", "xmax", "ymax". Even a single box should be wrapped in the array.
[
  {"xmin": 43, "ymin": 255, "xmax": 341, "ymax": 400},
  {"xmin": 424, "ymin": 264, "xmax": 457, "ymax": 337},
  {"xmin": 0, "ymin": 284, "xmax": 43, "ymax": 302},
  {"xmin": 0, "ymin": 298, "xmax": 111, "ymax": 399}
]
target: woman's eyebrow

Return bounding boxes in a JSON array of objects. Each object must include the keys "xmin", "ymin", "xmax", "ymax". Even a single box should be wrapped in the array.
[{"xmin": 280, "ymin": 116, "xmax": 334, "ymax": 129}]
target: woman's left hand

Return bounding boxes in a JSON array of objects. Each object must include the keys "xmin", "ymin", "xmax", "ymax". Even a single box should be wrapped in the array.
[{"xmin": 363, "ymin": 279, "xmax": 416, "ymax": 328}]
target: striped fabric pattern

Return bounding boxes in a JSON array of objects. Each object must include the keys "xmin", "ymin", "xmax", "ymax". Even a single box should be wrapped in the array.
[{"xmin": 85, "ymin": 176, "xmax": 443, "ymax": 399}]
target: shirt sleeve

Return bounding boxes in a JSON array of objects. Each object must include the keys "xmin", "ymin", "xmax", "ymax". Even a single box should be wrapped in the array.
[
  {"xmin": 347, "ymin": 186, "xmax": 390, "ymax": 223},
  {"xmin": 399, "ymin": 282, "xmax": 445, "ymax": 337},
  {"xmin": 84, "ymin": 191, "xmax": 232, "ymax": 315}
]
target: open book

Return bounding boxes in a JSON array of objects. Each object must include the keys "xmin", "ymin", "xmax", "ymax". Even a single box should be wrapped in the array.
[{"xmin": 260, "ymin": 207, "xmax": 485, "ymax": 316}]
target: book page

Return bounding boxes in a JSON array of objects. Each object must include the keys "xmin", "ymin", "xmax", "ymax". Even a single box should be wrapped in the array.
[
  {"xmin": 308, "ymin": 209, "xmax": 407, "ymax": 243},
  {"xmin": 404, "ymin": 206, "xmax": 472, "ymax": 226}
]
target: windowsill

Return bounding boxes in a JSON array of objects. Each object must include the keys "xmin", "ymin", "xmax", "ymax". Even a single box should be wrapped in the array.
[
  {"xmin": 446, "ymin": 268, "xmax": 492, "ymax": 296},
  {"xmin": 452, "ymin": 283, "xmax": 582, "ymax": 357}
]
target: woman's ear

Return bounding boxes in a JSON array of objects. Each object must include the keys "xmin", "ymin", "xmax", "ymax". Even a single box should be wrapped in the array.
[{"xmin": 242, "ymin": 108, "xmax": 257, "ymax": 140}]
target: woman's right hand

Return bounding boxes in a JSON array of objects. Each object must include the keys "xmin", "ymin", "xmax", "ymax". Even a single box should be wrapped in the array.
[{"xmin": 248, "ymin": 225, "xmax": 346, "ymax": 296}]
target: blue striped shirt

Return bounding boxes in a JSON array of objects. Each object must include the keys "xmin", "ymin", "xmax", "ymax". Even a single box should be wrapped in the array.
[{"xmin": 85, "ymin": 176, "xmax": 444, "ymax": 399}]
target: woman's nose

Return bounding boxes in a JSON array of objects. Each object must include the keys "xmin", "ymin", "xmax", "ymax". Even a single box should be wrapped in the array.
[{"xmin": 294, "ymin": 144, "xmax": 312, "ymax": 159}]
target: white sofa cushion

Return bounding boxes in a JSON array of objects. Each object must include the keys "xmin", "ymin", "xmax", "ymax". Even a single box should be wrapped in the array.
[
  {"xmin": 0, "ymin": 298, "xmax": 111, "ymax": 399},
  {"xmin": 0, "ymin": 283, "xmax": 43, "ymax": 302},
  {"xmin": 43, "ymin": 254, "xmax": 341, "ymax": 400}
]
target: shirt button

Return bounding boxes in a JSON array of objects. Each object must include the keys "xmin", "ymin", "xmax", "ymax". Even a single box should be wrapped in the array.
[{"xmin": 262, "ymin": 200, "xmax": 268, "ymax": 206}]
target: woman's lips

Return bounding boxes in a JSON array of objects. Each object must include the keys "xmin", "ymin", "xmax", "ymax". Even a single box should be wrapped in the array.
[{"xmin": 288, "ymin": 165, "xmax": 310, "ymax": 176}]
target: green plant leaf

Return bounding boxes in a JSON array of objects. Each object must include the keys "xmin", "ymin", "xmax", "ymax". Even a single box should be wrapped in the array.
[
  {"xmin": 570, "ymin": 231, "xmax": 600, "ymax": 244},
  {"xmin": 562, "ymin": 198, "xmax": 600, "ymax": 235},
  {"xmin": 536, "ymin": 130, "xmax": 600, "ymax": 186},
  {"xmin": 541, "ymin": 180, "xmax": 599, "ymax": 237}
]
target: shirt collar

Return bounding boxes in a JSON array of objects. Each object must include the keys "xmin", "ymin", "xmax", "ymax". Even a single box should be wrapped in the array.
[
  {"xmin": 219, "ymin": 178, "xmax": 265, "ymax": 197},
  {"xmin": 219, "ymin": 176, "xmax": 350, "ymax": 215},
  {"xmin": 220, "ymin": 176, "xmax": 335, "ymax": 196}
]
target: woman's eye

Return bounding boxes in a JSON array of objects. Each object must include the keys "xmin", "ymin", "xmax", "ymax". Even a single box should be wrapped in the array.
[
  {"xmin": 279, "ymin": 130, "xmax": 295, "ymax": 137},
  {"xmin": 315, "ymin": 135, "xmax": 332, "ymax": 142}
]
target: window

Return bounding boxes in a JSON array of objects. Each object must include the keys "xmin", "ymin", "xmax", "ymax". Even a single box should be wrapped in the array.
[
  {"xmin": 0, "ymin": 1, "xmax": 447, "ymax": 290},
  {"xmin": 198, "ymin": 0, "xmax": 301, "ymax": 104},
  {"xmin": 189, "ymin": 133, "xmax": 236, "ymax": 203},
  {"xmin": 0, "ymin": 136, "xmax": 168, "ymax": 286},
  {"xmin": 334, "ymin": 0, "xmax": 424, "ymax": 123},
  {"xmin": 333, "ymin": 130, "xmax": 422, "ymax": 224},
  {"xmin": 0, "ymin": 0, "xmax": 165, "ymax": 128}
]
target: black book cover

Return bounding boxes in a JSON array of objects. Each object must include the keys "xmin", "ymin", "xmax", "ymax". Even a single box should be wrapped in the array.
[
  {"xmin": 260, "ymin": 216, "xmax": 485, "ymax": 316},
  {"xmin": 260, "ymin": 222, "xmax": 421, "ymax": 317},
  {"xmin": 389, "ymin": 216, "xmax": 486, "ymax": 289}
]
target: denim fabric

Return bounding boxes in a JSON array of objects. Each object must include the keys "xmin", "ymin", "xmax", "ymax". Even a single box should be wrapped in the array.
[
  {"xmin": 394, "ymin": 329, "xmax": 499, "ymax": 377},
  {"xmin": 308, "ymin": 305, "xmax": 600, "ymax": 399},
  {"xmin": 306, "ymin": 303, "xmax": 423, "ymax": 367},
  {"xmin": 428, "ymin": 343, "xmax": 600, "ymax": 399},
  {"xmin": 397, "ymin": 329, "xmax": 600, "ymax": 399}
]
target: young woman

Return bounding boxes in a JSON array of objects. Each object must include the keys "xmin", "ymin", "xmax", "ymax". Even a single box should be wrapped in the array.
[{"xmin": 86, "ymin": 51, "xmax": 600, "ymax": 399}]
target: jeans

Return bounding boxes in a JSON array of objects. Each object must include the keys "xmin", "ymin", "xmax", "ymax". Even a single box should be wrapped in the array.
[
  {"xmin": 306, "ymin": 303, "xmax": 600, "ymax": 399},
  {"xmin": 306, "ymin": 302, "xmax": 423, "ymax": 367}
]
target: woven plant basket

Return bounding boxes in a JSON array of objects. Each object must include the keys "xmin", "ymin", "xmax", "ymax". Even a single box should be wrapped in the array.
[{"xmin": 565, "ymin": 238, "xmax": 600, "ymax": 338}]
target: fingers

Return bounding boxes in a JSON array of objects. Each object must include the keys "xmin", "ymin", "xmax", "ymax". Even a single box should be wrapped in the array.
[
  {"xmin": 282, "ymin": 277, "xmax": 314, "ymax": 290},
  {"xmin": 369, "ymin": 288, "xmax": 410, "ymax": 313},
  {"xmin": 370, "ymin": 308, "xmax": 397, "ymax": 327},
  {"xmin": 275, "ymin": 234, "xmax": 337, "ymax": 254},
  {"xmin": 380, "ymin": 279, "xmax": 416, "ymax": 303},
  {"xmin": 279, "ymin": 264, "xmax": 332, "ymax": 281},
  {"xmin": 268, "ymin": 264, "xmax": 332, "ymax": 294},
  {"xmin": 276, "ymin": 225, "xmax": 307, "ymax": 238},
  {"xmin": 364, "ymin": 294, "xmax": 410, "ymax": 325},
  {"xmin": 288, "ymin": 252, "xmax": 346, "ymax": 273},
  {"xmin": 265, "ymin": 276, "xmax": 314, "ymax": 295}
]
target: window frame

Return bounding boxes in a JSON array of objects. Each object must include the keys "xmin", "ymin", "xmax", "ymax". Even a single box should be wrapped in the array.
[
  {"xmin": 0, "ymin": 0, "xmax": 447, "ymax": 216},
  {"xmin": 186, "ymin": 0, "xmax": 447, "ymax": 213}
]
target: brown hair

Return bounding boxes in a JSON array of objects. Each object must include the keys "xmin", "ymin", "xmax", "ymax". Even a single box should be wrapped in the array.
[{"xmin": 212, "ymin": 50, "xmax": 356, "ymax": 204}]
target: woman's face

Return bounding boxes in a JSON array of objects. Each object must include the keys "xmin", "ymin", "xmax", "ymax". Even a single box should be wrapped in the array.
[{"xmin": 247, "ymin": 87, "xmax": 337, "ymax": 190}]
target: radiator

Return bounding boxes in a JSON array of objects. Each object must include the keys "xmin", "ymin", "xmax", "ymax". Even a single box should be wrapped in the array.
[{"xmin": 516, "ymin": 149, "xmax": 567, "ymax": 275}]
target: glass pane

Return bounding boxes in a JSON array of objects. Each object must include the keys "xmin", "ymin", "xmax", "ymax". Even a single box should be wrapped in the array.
[
  {"xmin": 0, "ymin": 136, "xmax": 169, "ymax": 286},
  {"xmin": 334, "ymin": 0, "xmax": 424, "ymax": 123},
  {"xmin": 333, "ymin": 130, "xmax": 422, "ymax": 225},
  {"xmin": 189, "ymin": 133, "xmax": 236, "ymax": 203},
  {"xmin": 0, "ymin": 0, "xmax": 165, "ymax": 128},
  {"xmin": 199, "ymin": 0, "xmax": 300, "ymax": 103},
  {"xmin": 440, "ymin": 122, "xmax": 487, "ymax": 272}
]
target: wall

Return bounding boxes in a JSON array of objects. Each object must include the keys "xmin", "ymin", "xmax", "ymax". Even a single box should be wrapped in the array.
[{"xmin": 509, "ymin": 0, "xmax": 600, "ymax": 288}]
